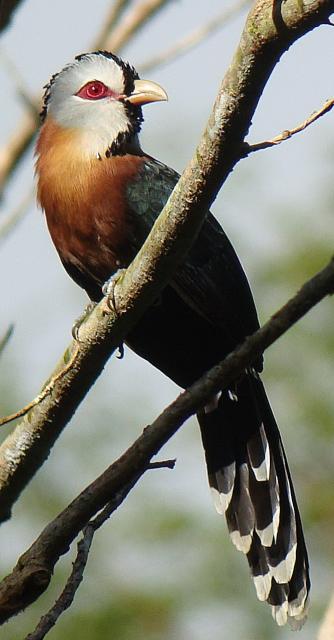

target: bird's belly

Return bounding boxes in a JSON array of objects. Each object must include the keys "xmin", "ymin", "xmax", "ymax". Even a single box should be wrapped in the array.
[
  {"xmin": 126, "ymin": 285, "xmax": 233, "ymax": 389},
  {"xmin": 45, "ymin": 201, "xmax": 138, "ymax": 300}
]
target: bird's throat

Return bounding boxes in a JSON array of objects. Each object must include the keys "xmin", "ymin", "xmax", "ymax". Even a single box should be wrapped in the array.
[
  {"xmin": 35, "ymin": 117, "xmax": 147, "ymax": 296},
  {"xmin": 36, "ymin": 119, "xmax": 92, "ymax": 207}
]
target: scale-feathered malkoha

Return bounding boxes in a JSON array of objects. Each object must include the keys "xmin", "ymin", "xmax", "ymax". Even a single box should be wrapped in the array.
[{"xmin": 35, "ymin": 51, "xmax": 309, "ymax": 627}]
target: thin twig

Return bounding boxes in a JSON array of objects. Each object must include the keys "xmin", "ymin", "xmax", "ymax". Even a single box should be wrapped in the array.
[
  {"xmin": 24, "ymin": 474, "xmax": 140, "ymax": 640},
  {"xmin": 24, "ymin": 527, "xmax": 94, "ymax": 640},
  {"xmin": 0, "ymin": 344, "xmax": 80, "ymax": 427},
  {"xmin": 245, "ymin": 98, "xmax": 334, "ymax": 154},
  {"xmin": 0, "ymin": 188, "xmax": 34, "ymax": 245},
  {"xmin": 104, "ymin": 0, "xmax": 172, "ymax": 52},
  {"xmin": 0, "ymin": 324, "xmax": 14, "ymax": 358},
  {"xmin": 148, "ymin": 458, "xmax": 176, "ymax": 469},
  {"xmin": 93, "ymin": 0, "xmax": 132, "ymax": 47},
  {"xmin": 23, "ymin": 459, "xmax": 172, "ymax": 640},
  {"xmin": 0, "ymin": 49, "xmax": 39, "ymax": 117},
  {"xmin": 0, "ymin": 111, "xmax": 38, "ymax": 195},
  {"xmin": 140, "ymin": 0, "xmax": 251, "ymax": 73}
]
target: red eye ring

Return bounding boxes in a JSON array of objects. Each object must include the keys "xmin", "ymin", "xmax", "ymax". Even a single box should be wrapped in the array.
[{"xmin": 76, "ymin": 80, "xmax": 109, "ymax": 100}]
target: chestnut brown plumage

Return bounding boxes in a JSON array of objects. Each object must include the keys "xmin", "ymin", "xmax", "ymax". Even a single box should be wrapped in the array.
[{"xmin": 35, "ymin": 51, "xmax": 310, "ymax": 627}]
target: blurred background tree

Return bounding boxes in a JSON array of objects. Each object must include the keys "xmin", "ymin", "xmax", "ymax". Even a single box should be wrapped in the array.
[{"xmin": 0, "ymin": 1, "xmax": 333, "ymax": 638}]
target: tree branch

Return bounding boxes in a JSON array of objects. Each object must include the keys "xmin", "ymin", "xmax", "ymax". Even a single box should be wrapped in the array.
[
  {"xmin": 0, "ymin": 324, "xmax": 14, "ymax": 358},
  {"xmin": 24, "ymin": 526, "xmax": 95, "ymax": 640},
  {"xmin": 0, "ymin": 188, "xmax": 34, "ymax": 245},
  {"xmin": 0, "ymin": 254, "xmax": 333, "ymax": 625},
  {"xmin": 0, "ymin": 0, "xmax": 332, "ymax": 524},
  {"xmin": 139, "ymin": 0, "xmax": 251, "ymax": 73},
  {"xmin": 0, "ymin": 110, "xmax": 39, "ymax": 194},
  {"xmin": 93, "ymin": 0, "xmax": 132, "ymax": 47},
  {"xmin": 23, "ymin": 474, "xmax": 140, "ymax": 640},
  {"xmin": 245, "ymin": 97, "xmax": 334, "ymax": 154},
  {"xmin": 0, "ymin": 0, "xmax": 24, "ymax": 34},
  {"xmin": 0, "ymin": 49, "xmax": 39, "ymax": 118},
  {"xmin": 104, "ymin": 0, "xmax": 172, "ymax": 52},
  {"xmin": 0, "ymin": 344, "xmax": 80, "ymax": 427}
]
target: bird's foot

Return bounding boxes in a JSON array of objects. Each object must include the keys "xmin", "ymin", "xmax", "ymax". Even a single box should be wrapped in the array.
[
  {"xmin": 102, "ymin": 268, "xmax": 126, "ymax": 314},
  {"xmin": 102, "ymin": 270, "xmax": 126, "ymax": 359},
  {"xmin": 72, "ymin": 302, "xmax": 97, "ymax": 341}
]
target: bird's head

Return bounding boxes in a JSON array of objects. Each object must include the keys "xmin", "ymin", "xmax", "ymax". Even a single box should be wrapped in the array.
[{"xmin": 40, "ymin": 51, "xmax": 167, "ymax": 158}]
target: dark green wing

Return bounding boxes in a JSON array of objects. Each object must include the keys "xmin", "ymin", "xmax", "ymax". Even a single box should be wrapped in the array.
[{"xmin": 126, "ymin": 156, "xmax": 261, "ymax": 359}]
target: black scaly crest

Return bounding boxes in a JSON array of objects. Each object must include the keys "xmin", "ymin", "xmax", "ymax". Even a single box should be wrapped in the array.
[{"xmin": 40, "ymin": 70, "xmax": 60, "ymax": 122}]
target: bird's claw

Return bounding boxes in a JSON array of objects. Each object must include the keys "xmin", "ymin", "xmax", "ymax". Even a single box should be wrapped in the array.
[
  {"xmin": 102, "ymin": 271, "xmax": 126, "ymax": 358},
  {"xmin": 116, "ymin": 343, "xmax": 124, "ymax": 359},
  {"xmin": 102, "ymin": 268, "xmax": 126, "ymax": 314},
  {"xmin": 72, "ymin": 302, "xmax": 97, "ymax": 341}
]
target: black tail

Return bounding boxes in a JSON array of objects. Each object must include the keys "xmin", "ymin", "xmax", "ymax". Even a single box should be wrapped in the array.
[{"xmin": 197, "ymin": 372, "xmax": 310, "ymax": 628}]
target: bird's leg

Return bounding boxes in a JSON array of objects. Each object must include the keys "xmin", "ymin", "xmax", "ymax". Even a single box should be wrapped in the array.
[
  {"xmin": 102, "ymin": 269, "xmax": 127, "ymax": 359},
  {"xmin": 72, "ymin": 302, "xmax": 97, "ymax": 341}
]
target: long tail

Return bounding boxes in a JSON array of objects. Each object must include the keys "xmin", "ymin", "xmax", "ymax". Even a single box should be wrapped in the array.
[{"xmin": 197, "ymin": 373, "xmax": 310, "ymax": 628}]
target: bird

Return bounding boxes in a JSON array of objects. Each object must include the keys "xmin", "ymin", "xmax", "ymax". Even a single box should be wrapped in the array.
[{"xmin": 35, "ymin": 50, "xmax": 309, "ymax": 627}]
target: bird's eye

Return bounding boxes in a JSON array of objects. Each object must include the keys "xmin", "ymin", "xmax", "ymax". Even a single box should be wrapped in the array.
[{"xmin": 76, "ymin": 81, "xmax": 109, "ymax": 100}]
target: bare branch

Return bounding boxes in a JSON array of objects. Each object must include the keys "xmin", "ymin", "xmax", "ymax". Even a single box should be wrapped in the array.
[
  {"xmin": 0, "ymin": 345, "xmax": 80, "ymax": 428},
  {"xmin": 23, "ymin": 473, "xmax": 140, "ymax": 640},
  {"xmin": 0, "ymin": 111, "xmax": 38, "ymax": 195},
  {"xmin": 0, "ymin": 255, "xmax": 333, "ymax": 624},
  {"xmin": 139, "ymin": 0, "xmax": 251, "ymax": 74},
  {"xmin": 0, "ymin": 324, "xmax": 14, "ymax": 358},
  {"xmin": 245, "ymin": 98, "xmax": 334, "ymax": 154},
  {"xmin": 0, "ymin": 49, "xmax": 39, "ymax": 117},
  {"xmin": 148, "ymin": 458, "xmax": 176, "ymax": 469},
  {"xmin": 104, "ymin": 0, "xmax": 172, "ymax": 52},
  {"xmin": 0, "ymin": 0, "xmax": 24, "ymax": 34},
  {"xmin": 93, "ymin": 0, "xmax": 132, "ymax": 46},
  {"xmin": 0, "ymin": 188, "xmax": 34, "ymax": 245},
  {"xmin": 24, "ymin": 526, "xmax": 94, "ymax": 640},
  {"xmin": 0, "ymin": 0, "xmax": 332, "ymax": 525}
]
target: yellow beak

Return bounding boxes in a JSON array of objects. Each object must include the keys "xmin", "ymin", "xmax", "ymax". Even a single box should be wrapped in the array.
[{"xmin": 125, "ymin": 79, "xmax": 168, "ymax": 106}]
